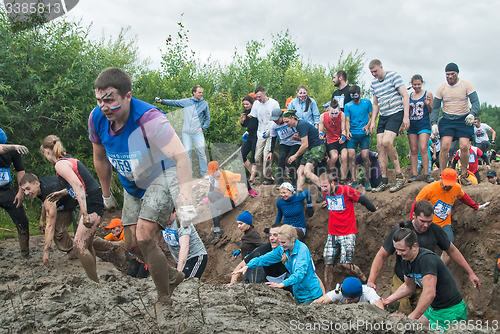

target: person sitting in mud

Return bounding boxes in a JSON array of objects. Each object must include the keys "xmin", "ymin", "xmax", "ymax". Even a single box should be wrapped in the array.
[
  {"xmin": 231, "ymin": 211, "xmax": 265, "ymax": 278},
  {"xmin": 234, "ymin": 224, "xmax": 323, "ymax": 305},
  {"xmin": 313, "ymin": 277, "xmax": 383, "ymax": 309},
  {"xmin": 367, "ymin": 199, "xmax": 481, "ymax": 315},
  {"xmin": 20, "ymin": 173, "xmax": 78, "ymax": 265},
  {"xmin": 274, "ymin": 182, "xmax": 314, "ymax": 240},
  {"xmin": 226, "ymin": 223, "xmax": 289, "ymax": 286},
  {"xmin": 162, "ymin": 208, "xmax": 208, "ymax": 279},
  {"xmin": 319, "ymin": 172, "xmax": 376, "ymax": 292},
  {"xmin": 487, "ymin": 170, "xmax": 500, "ymax": 185},
  {"xmin": 382, "ymin": 225, "xmax": 468, "ymax": 331},
  {"xmin": 206, "ymin": 160, "xmax": 242, "ymax": 244}
]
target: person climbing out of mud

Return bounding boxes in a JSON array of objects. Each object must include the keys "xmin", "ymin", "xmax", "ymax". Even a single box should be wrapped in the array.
[
  {"xmin": 274, "ymin": 182, "xmax": 313, "ymax": 241},
  {"xmin": 383, "ymin": 225, "xmax": 468, "ymax": 331},
  {"xmin": 89, "ymin": 68, "xmax": 195, "ymax": 323},
  {"xmin": 41, "ymin": 135, "xmax": 104, "ymax": 282},
  {"xmin": 367, "ymin": 199, "xmax": 481, "ymax": 316},
  {"xmin": 226, "ymin": 223, "xmax": 289, "ymax": 286},
  {"xmin": 20, "ymin": 173, "xmax": 78, "ymax": 265},
  {"xmin": 319, "ymin": 172, "xmax": 376, "ymax": 292},
  {"xmin": 162, "ymin": 208, "xmax": 208, "ymax": 279},
  {"xmin": 205, "ymin": 160, "xmax": 242, "ymax": 244},
  {"xmin": 234, "ymin": 224, "xmax": 323, "ymax": 306},
  {"xmin": 411, "ymin": 168, "xmax": 481, "ymax": 265},
  {"xmin": 0, "ymin": 128, "xmax": 31, "ymax": 258},
  {"xmin": 231, "ymin": 211, "xmax": 264, "ymax": 279},
  {"xmin": 313, "ymin": 277, "xmax": 383, "ymax": 309}
]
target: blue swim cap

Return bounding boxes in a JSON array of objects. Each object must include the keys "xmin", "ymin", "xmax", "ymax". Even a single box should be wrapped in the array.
[{"xmin": 341, "ymin": 277, "xmax": 363, "ymax": 299}]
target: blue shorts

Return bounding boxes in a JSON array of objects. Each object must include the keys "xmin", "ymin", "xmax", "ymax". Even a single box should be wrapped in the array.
[
  {"xmin": 347, "ymin": 133, "xmax": 370, "ymax": 151},
  {"xmin": 442, "ymin": 225, "xmax": 454, "ymax": 243},
  {"xmin": 438, "ymin": 116, "xmax": 474, "ymax": 140},
  {"xmin": 407, "ymin": 117, "xmax": 431, "ymax": 135}
]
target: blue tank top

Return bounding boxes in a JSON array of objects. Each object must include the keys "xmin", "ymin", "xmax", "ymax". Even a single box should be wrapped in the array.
[
  {"xmin": 91, "ymin": 98, "xmax": 176, "ymax": 198},
  {"xmin": 409, "ymin": 90, "xmax": 430, "ymax": 123}
]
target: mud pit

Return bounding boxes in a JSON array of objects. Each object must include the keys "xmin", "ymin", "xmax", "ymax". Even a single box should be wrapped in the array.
[{"xmin": 1, "ymin": 165, "xmax": 500, "ymax": 333}]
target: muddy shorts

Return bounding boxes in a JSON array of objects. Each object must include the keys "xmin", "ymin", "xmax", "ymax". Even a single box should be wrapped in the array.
[
  {"xmin": 300, "ymin": 144, "xmax": 326, "ymax": 166},
  {"xmin": 323, "ymin": 233, "xmax": 355, "ymax": 265},
  {"xmin": 121, "ymin": 167, "xmax": 179, "ymax": 229}
]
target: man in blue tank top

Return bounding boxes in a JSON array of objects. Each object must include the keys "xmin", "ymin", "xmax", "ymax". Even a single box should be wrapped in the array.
[{"xmin": 89, "ymin": 68, "xmax": 197, "ymax": 323}]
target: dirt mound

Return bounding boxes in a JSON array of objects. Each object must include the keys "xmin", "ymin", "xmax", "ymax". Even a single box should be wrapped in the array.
[{"xmin": 1, "ymin": 164, "xmax": 500, "ymax": 333}]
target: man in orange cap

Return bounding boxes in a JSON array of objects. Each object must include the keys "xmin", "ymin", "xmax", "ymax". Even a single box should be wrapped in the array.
[
  {"xmin": 206, "ymin": 161, "xmax": 241, "ymax": 243},
  {"xmin": 411, "ymin": 168, "xmax": 479, "ymax": 264},
  {"xmin": 104, "ymin": 218, "xmax": 125, "ymax": 242}
]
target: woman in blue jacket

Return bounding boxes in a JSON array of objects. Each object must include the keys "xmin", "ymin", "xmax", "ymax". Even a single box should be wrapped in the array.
[{"xmin": 234, "ymin": 224, "xmax": 323, "ymax": 305}]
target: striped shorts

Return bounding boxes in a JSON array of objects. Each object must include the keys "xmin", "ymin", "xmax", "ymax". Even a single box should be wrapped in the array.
[{"xmin": 323, "ymin": 234, "xmax": 356, "ymax": 265}]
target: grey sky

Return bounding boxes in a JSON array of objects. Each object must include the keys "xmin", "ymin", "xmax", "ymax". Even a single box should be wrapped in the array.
[{"xmin": 67, "ymin": 0, "xmax": 499, "ymax": 106}]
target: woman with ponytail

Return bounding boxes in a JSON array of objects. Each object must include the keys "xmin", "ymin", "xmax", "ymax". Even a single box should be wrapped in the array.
[
  {"xmin": 41, "ymin": 135, "xmax": 104, "ymax": 282},
  {"xmin": 234, "ymin": 224, "xmax": 323, "ymax": 305},
  {"xmin": 287, "ymin": 85, "xmax": 320, "ymax": 128}
]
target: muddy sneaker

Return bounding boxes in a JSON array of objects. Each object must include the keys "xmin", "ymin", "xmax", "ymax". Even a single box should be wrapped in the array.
[
  {"xmin": 408, "ymin": 175, "xmax": 418, "ymax": 183},
  {"xmin": 364, "ymin": 180, "xmax": 372, "ymax": 192},
  {"xmin": 211, "ymin": 230, "xmax": 225, "ymax": 244},
  {"xmin": 306, "ymin": 206, "xmax": 314, "ymax": 217},
  {"xmin": 423, "ymin": 174, "xmax": 435, "ymax": 183},
  {"xmin": 460, "ymin": 175, "xmax": 472, "ymax": 186},
  {"xmin": 155, "ymin": 295, "xmax": 173, "ymax": 328},
  {"xmin": 372, "ymin": 180, "xmax": 390, "ymax": 193},
  {"xmin": 275, "ymin": 182, "xmax": 283, "ymax": 189},
  {"xmin": 350, "ymin": 181, "xmax": 358, "ymax": 189},
  {"xmin": 263, "ymin": 178, "xmax": 274, "ymax": 185},
  {"xmin": 390, "ymin": 174, "xmax": 406, "ymax": 193}
]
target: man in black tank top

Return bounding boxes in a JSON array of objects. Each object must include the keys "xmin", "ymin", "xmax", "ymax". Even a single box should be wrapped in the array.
[{"xmin": 20, "ymin": 173, "xmax": 78, "ymax": 264}]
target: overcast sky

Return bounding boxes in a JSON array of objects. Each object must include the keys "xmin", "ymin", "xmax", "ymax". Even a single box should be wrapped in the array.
[{"xmin": 64, "ymin": 0, "xmax": 500, "ymax": 106}]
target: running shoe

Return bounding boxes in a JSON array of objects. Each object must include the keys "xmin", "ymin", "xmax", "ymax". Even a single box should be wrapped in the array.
[{"xmin": 390, "ymin": 174, "xmax": 406, "ymax": 193}]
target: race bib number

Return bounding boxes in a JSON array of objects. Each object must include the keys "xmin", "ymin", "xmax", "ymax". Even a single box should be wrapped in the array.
[
  {"xmin": 0, "ymin": 168, "xmax": 12, "ymax": 187},
  {"xmin": 334, "ymin": 96, "xmax": 345, "ymax": 109},
  {"xmin": 107, "ymin": 151, "xmax": 147, "ymax": 181},
  {"xmin": 275, "ymin": 125, "xmax": 295, "ymax": 141},
  {"xmin": 469, "ymin": 153, "xmax": 476, "ymax": 163},
  {"xmin": 433, "ymin": 200, "xmax": 452, "ymax": 221},
  {"xmin": 326, "ymin": 195, "xmax": 346, "ymax": 211},
  {"xmin": 409, "ymin": 101, "xmax": 425, "ymax": 121},
  {"xmin": 162, "ymin": 228, "xmax": 179, "ymax": 247}
]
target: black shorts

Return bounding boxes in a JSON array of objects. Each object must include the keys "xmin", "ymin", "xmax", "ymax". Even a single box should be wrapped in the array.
[
  {"xmin": 326, "ymin": 141, "xmax": 347, "ymax": 154},
  {"xmin": 87, "ymin": 188, "xmax": 104, "ymax": 216},
  {"xmin": 183, "ymin": 254, "xmax": 208, "ymax": 279},
  {"xmin": 377, "ymin": 110, "xmax": 404, "ymax": 134}
]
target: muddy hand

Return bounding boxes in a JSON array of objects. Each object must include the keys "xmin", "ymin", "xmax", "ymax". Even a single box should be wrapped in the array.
[
  {"xmin": 82, "ymin": 213, "xmax": 94, "ymax": 228},
  {"xmin": 43, "ymin": 250, "xmax": 51, "ymax": 266},
  {"xmin": 46, "ymin": 191, "xmax": 63, "ymax": 202}
]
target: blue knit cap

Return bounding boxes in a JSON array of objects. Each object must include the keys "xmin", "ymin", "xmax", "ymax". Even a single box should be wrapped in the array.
[
  {"xmin": 341, "ymin": 277, "xmax": 363, "ymax": 299},
  {"xmin": 0, "ymin": 129, "xmax": 7, "ymax": 144},
  {"xmin": 237, "ymin": 211, "xmax": 253, "ymax": 225}
]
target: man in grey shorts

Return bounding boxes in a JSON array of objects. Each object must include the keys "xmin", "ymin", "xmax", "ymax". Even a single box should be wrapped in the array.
[{"xmin": 89, "ymin": 68, "xmax": 197, "ymax": 323}]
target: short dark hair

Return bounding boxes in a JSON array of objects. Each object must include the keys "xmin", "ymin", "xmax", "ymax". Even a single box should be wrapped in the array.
[
  {"xmin": 270, "ymin": 223, "xmax": 283, "ymax": 229},
  {"xmin": 336, "ymin": 70, "xmax": 347, "ymax": 81},
  {"xmin": 349, "ymin": 85, "xmax": 360, "ymax": 95},
  {"xmin": 414, "ymin": 200, "xmax": 434, "ymax": 218},
  {"xmin": 20, "ymin": 173, "xmax": 39, "ymax": 186},
  {"xmin": 411, "ymin": 74, "xmax": 424, "ymax": 84},
  {"xmin": 254, "ymin": 86, "xmax": 266, "ymax": 94},
  {"xmin": 393, "ymin": 222, "xmax": 419, "ymax": 248},
  {"xmin": 242, "ymin": 94, "xmax": 255, "ymax": 105},
  {"xmin": 192, "ymin": 86, "xmax": 202, "ymax": 94},
  {"xmin": 94, "ymin": 68, "xmax": 132, "ymax": 98},
  {"xmin": 474, "ymin": 116, "xmax": 481, "ymax": 121}
]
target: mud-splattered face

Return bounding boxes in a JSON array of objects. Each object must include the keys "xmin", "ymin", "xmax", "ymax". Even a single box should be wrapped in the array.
[
  {"xmin": 111, "ymin": 226, "xmax": 123, "ymax": 238},
  {"xmin": 343, "ymin": 296, "xmax": 361, "ymax": 304}
]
